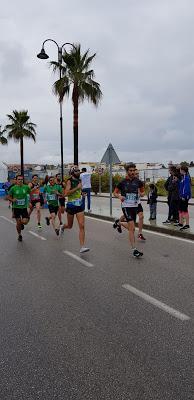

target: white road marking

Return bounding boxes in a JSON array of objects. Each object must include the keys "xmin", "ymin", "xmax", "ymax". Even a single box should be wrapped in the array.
[
  {"xmin": 63, "ymin": 250, "xmax": 94, "ymax": 267},
  {"xmin": 85, "ymin": 216, "xmax": 194, "ymax": 244},
  {"xmin": 28, "ymin": 231, "xmax": 47, "ymax": 241},
  {"xmin": 0, "ymin": 215, "xmax": 15, "ymax": 224},
  {"xmin": 122, "ymin": 284, "xmax": 190, "ymax": 321}
]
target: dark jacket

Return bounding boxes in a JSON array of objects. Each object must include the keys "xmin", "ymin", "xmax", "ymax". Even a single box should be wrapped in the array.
[{"xmin": 147, "ymin": 187, "xmax": 158, "ymax": 205}]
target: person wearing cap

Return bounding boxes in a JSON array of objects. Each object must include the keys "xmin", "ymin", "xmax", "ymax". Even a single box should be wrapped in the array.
[{"xmin": 60, "ymin": 166, "xmax": 90, "ymax": 253}]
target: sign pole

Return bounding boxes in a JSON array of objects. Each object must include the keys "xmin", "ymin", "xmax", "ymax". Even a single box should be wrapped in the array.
[{"xmin": 109, "ymin": 146, "xmax": 113, "ymax": 216}]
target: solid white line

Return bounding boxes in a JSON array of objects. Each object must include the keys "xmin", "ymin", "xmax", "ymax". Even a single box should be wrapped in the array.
[
  {"xmin": 28, "ymin": 231, "xmax": 47, "ymax": 241},
  {"xmin": 85, "ymin": 216, "xmax": 194, "ymax": 244},
  {"xmin": 122, "ymin": 284, "xmax": 190, "ymax": 321},
  {"xmin": 0, "ymin": 215, "xmax": 15, "ymax": 224},
  {"xmin": 63, "ymin": 250, "xmax": 94, "ymax": 267}
]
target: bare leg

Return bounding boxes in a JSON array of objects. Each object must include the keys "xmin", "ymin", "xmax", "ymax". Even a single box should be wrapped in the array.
[
  {"xmin": 36, "ymin": 203, "xmax": 41, "ymax": 224},
  {"xmin": 76, "ymin": 212, "xmax": 85, "ymax": 246},
  {"xmin": 16, "ymin": 218, "xmax": 22, "ymax": 234},
  {"xmin": 128, "ymin": 221, "xmax": 136, "ymax": 248},
  {"xmin": 138, "ymin": 212, "xmax": 143, "ymax": 234}
]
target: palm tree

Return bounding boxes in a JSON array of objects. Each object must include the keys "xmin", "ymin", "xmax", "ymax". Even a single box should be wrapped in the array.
[
  {"xmin": 5, "ymin": 110, "xmax": 37, "ymax": 177},
  {"xmin": 51, "ymin": 44, "xmax": 102, "ymax": 165},
  {"xmin": 0, "ymin": 126, "xmax": 8, "ymax": 145}
]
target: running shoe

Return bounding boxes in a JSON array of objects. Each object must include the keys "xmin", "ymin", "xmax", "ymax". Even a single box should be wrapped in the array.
[
  {"xmin": 138, "ymin": 233, "xmax": 146, "ymax": 241},
  {"xmin": 55, "ymin": 229, "xmax": 60, "ymax": 236},
  {"xmin": 174, "ymin": 223, "xmax": 183, "ymax": 227},
  {"xmin": 162, "ymin": 220, "xmax": 171, "ymax": 224},
  {"xmin": 180, "ymin": 225, "xmax": 190, "ymax": 231},
  {"xmin": 133, "ymin": 249, "xmax": 143, "ymax": 258},
  {"xmin": 38, "ymin": 223, "xmax": 42, "ymax": 229},
  {"xmin": 18, "ymin": 234, "xmax": 23, "ymax": 242},
  {"xmin": 113, "ymin": 219, "xmax": 119, "ymax": 229},
  {"xmin": 21, "ymin": 224, "xmax": 24, "ymax": 230},
  {"xmin": 45, "ymin": 217, "xmax": 50, "ymax": 226},
  {"xmin": 80, "ymin": 247, "xmax": 90, "ymax": 253}
]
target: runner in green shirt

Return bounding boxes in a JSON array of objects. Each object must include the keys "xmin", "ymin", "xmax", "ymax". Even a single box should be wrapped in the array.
[
  {"xmin": 44, "ymin": 176, "xmax": 63, "ymax": 236},
  {"xmin": 7, "ymin": 174, "xmax": 31, "ymax": 241}
]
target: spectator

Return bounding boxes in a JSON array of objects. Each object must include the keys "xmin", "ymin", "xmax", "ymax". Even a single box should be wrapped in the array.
[
  {"xmin": 147, "ymin": 184, "xmax": 158, "ymax": 220},
  {"xmin": 168, "ymin": 173, "xmax": 180, "ymax": 223},
  {"xmin": 80, "ymin": 168, "xmax": 92, "ymax": 212},
  {"xmin": 176, "ymin": 165, "xmax": 191, "ymax": 230},
  {"xmin": 163, "ymin": 166, "xmax": 177, "ymax": 224}
]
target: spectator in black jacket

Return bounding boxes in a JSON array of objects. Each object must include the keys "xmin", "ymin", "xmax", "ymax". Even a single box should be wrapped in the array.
[
  {"xmin": 148, "ymin": 184, "xmax": 158, "ymax": 220},
  {"xmin": 163, "ymin": 166, "xmax": 177, "ymax": 223}
]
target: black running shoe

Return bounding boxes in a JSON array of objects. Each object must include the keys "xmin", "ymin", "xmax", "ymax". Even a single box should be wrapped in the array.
[
  {"xmin": 45, "ymin": 217, "xmax": 50, "ymax": 226},
  {"xmin": 55, "ymin": 229, "xmax": 60, "ymax": 236},
  {"xmin": 133, "ymin": 249, "xmax": 143, "ymax": 258},
  {"xmin": 113, "ymin": 219, "xmax": 119, "ymax": 229},
  {"xmin": 180, "ymin": 225, "xmax": 190, "ymax": 231},
  {"xmin": 117, "ymin": 224, "xmax": 122, "ymax": 233},
  {"xmin": 18, "ymin": 234, "xmax": 22, "ymax": 242},
  {"xmin": 21, "ymin": 224, "xmax": 24, "ymax": 230}
]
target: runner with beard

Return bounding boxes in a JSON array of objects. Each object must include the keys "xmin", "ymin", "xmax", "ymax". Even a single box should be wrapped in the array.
[
  {"xmin": 28, "ymin": 175, "xmax": 43, "ymax": 228},
  {"xmin": 55, "ymin": 173, "xmax": 66, "ymax": 225},
  {"xmin": 114, "ymin": 163, "xmax": 144, "ymax": 258},
  {"xmin": 7, "ymin": 174, "xmax": 30, "ymax": 242},
  {"xmin": 44, "ymin": 176, "xmax": 63, "ymax": 236},
  {"xmin": 113, "ymin": 168, "xmax": 146, "ymax": 241},
  {"xmin": 60, "ymin": 166, "xmax": 90, "ymax": 253}
]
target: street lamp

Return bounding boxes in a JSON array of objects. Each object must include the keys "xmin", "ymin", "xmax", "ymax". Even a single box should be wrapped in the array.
[{"xmin": 37, "ymin": 39, "xmax": 74, "ymax": 179}]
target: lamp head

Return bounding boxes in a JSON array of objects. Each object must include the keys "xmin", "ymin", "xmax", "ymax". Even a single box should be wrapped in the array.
[{"xmin": 37, "ymin": 47, "xmax": 49, "ymax": 60}]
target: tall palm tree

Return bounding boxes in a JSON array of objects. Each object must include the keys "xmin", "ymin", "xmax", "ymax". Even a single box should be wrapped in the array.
[
  {"xmin": 0, "ymin": 126, "xmax": 8, "ymax": 145},
  {"xmin": 5, "ymin": 110, "xmax": 37, "ymax": 177},
  {"xmin": 51, "ymin": 44, "xmax": 102, "ymax": 165}
]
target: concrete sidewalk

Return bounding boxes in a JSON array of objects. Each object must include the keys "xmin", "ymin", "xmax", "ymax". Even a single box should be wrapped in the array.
[{"xmin": 88, "ymin": 195, "xmax": 194, "ymax": 240}]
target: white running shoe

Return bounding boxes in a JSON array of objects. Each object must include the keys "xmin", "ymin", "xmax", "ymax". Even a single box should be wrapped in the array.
[{"xmin": 80, "ymin": 247, "xmax": 90, "ymax": 253}]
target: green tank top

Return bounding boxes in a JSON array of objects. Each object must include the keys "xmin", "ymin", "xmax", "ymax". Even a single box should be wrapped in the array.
[{"xmin": 68, "ymin": 178, "xmax": 82, "ymax": 206}]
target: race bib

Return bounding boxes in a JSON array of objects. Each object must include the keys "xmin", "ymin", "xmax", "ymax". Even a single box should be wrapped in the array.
[
  {"xmin": 122, "ymin": 193, "xmax": 138, "ymax": 208},
  {"xmin": 16, "ymin": 199, "xmax": 25, "ymax": 206},
  {"xmin": 32, "ymin": 193, "xmax": 40, "ymax": 200},
  {"xmin": 47, "ymin": 194, "xmax": 57, "ymax": 201},
  {"xmin": 68, "ymin": 199, "xmax": 82, "ymax": 207}
]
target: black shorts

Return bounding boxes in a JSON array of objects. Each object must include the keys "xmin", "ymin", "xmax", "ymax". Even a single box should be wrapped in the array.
[
  {"xmin": 137, "ymin": 203, "xmax": 143, "ymax": 214},
  {"xmin": 179, "ymin": 199, "xmax": 189, "ymax": 213},
  {"xmin": 30, "ymin": 199, "xmax": 41, "ymax": 208},
  {"xmin": 59, "ymin": 198, "xmax": 65, "ymax": 207},
  {"xmin": 48, "ymin": 205, "xmax": 59, "ymax": 215},
  {"xmin": 13, "ymin": 208, "xmax": 29, "ymax": 219},
  {"xmin": 66, "ymin": 205, "xmax": 85, "ymax": 215},
  {"xmin": 122, "ymin": 207, "xmax": 138, "ymax": 223}
]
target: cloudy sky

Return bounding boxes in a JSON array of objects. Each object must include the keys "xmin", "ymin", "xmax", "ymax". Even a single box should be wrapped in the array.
[{"xmin": 0, "ymin": 0, "xmax": 194, "ymax": 165}]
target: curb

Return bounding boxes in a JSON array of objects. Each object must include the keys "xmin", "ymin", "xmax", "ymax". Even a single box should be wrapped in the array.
[
  {"xmin": 91, "ymin": 194, "xmax": 194, "ymax": 206},
  {"xmin": 85, "ymin": 212, "xmax": 194, "ymax": 241}
]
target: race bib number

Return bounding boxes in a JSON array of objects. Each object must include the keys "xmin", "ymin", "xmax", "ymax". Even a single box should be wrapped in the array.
[
  {"xmin": 32, "ymin": 193, "xmax": 40, "ymax": 200},
  {"xmin": 47, "ymin": 194, "xmax": 57, "ymax": 201},
  {"xmin": 16, "ymin": 199, "xmax": 25, "ymax": 206},
  {"xmin": 68, "ymin": 199, "xmax": 82, "ymax": 207},
  {"xmin": 122, "ymin": 193, "xmax": 138, "ymax": 208}
]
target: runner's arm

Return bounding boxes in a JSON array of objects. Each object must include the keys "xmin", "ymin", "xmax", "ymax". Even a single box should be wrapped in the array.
[{"xmin": 64, "ymin": 180, "xmax": 82, "ymax": 196}]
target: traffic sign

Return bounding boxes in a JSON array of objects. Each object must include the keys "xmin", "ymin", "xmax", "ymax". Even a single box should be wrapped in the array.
[{"xmin": 101, "ymin": 143, "xmax": 120, "ymax": 165}]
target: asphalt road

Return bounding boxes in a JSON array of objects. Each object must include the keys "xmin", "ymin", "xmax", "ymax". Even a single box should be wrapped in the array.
[{"xmin": 0, "ymin": 200, "xmax": 193, "ymax": 400}]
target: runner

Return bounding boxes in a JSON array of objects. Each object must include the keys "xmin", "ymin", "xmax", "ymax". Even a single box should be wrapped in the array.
[
  {"xmin": 28, "ymin": 174, "xmax": 43, "ymax": 228},
  {"xmin": 114, "ymin": 163, "xmax": 144, "ymax": 258},
  {"xmin": 55, "ymin": 173, "xmax": 66, "ymax": 225},
  {"xmin": 113, "ymin": 169, "xmax": 146, "ymax": 241},
  {"xmin": 60, "ymin": 166, "xmax": 90, "ymax": 253},
  {"xmin": 44, "ymin": 176, "xmax": 63, "ymax": 236},
  {"xmin": 6, "ymin": 174, "xmax": 31, "ymax": 241}
]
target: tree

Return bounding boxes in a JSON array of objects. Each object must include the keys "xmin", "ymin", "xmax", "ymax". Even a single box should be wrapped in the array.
[
  {"xmin": 5, "ymin": 110, "xmax": 36, "ymax": 177},
  {"xmin": 51, "ymin": 44, "xmax": 102, "ymax": 165},
  {"xmin": 0, "ymin": 126, "xmax": 8, "ymax": 145}
]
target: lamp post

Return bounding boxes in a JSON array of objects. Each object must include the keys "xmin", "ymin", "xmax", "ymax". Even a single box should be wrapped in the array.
[{"xmin": 37, "ymin": 39, "xmax": 74, "ymax": 179}]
